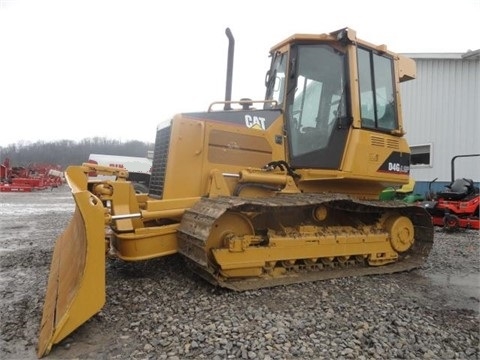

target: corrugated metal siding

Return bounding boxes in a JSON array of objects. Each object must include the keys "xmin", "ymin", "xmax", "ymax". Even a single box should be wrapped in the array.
[{"xmin": 400, "ymin": 57, "xmax": 480, "ymax": 185}]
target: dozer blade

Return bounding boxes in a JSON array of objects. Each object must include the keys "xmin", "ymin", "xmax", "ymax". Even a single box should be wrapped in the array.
[{"xmin": 37, "ymin": 166, "xmax": 106, "ymax": 358}]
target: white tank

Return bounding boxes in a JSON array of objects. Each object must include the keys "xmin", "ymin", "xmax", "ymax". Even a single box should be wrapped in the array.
[{"xmin": 88, "ymin": 154, "xmax": 152, "ymax": 174}]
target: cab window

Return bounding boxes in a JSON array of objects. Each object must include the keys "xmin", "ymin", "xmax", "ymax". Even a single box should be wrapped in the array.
[
  {"xmin": 265, "ymin": 52, "xmax": 287, "ymax": 108},
  {"xmin": 358, "ymin": 47, "xmax": 397, "ymax": 131},
  {"xmin": 287, "ymin": 45, "xmax": 346, "ymax": 157}
]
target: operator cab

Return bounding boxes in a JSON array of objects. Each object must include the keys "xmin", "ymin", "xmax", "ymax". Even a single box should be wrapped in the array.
[{"xmin": 264, "ymin": 28, "xmax": 403, "ymax": 170}]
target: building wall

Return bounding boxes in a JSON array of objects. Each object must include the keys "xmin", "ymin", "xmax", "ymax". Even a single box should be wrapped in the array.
[{"xmin": 400, "ymin": 53, "xmax": 480, "ymax": 195}]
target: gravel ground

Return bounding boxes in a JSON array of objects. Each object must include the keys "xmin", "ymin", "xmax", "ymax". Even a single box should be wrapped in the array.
[{"xmin": 0, "ymin": 186, "xmax": 479, "ymax": 360}]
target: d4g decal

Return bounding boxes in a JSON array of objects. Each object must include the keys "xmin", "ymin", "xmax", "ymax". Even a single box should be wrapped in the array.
[{"xmin": 377, "ymin": 151, "xmax": 410, "ymax": 174}]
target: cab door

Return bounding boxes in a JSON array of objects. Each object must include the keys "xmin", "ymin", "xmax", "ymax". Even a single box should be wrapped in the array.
[{"xmin": 285, "ymin": 44, "xmax": 351, "ymax": 169}]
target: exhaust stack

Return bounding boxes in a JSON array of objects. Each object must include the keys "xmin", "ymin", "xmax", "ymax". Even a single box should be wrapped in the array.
[{"xmin": 224, "ymin": 28, "xmax": 234, "ymax": 110}]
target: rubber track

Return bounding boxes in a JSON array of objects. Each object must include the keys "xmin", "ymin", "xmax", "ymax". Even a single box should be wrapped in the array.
[{"xmin": 177, "ymin": 194, "xmax": 434, "ymax": 291}]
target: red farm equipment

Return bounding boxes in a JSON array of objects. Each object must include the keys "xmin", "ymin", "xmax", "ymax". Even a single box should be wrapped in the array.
[
  {"xmin": 420, "ymin": 154, "xmax": 480, "ymax": 231},
  {"xmin": 0, "ymin": 158, "xmax": 64, "ymax": 192}
]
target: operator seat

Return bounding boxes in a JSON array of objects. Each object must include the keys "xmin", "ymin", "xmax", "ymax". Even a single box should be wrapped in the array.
[{"xmin": 437, "ymin": 178, "xmax": 475, "ymax": 201}]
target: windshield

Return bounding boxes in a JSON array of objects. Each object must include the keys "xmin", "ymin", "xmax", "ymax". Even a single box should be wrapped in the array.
[{"xmin": 264, "ymin": 52, "xmax": 287, "ymax": 109}]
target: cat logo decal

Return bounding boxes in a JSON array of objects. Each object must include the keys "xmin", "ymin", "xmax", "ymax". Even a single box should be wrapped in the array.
[{"xmin": 244, "ymin": 115, "xmax": 266, "ymax": 130}]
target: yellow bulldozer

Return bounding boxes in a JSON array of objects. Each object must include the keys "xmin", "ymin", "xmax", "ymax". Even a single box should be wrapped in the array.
[{"xmin": 37, "ymin": 27, "xmax": 434, "ymax": 357}]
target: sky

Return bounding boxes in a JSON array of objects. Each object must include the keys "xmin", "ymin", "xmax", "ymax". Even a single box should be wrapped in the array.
[{"xmin": 0, "ymin": 0, "xmax": 479, "ymax": 147}]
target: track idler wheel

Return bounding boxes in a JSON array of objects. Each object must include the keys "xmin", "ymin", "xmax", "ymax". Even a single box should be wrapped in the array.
[
  {"xmin": 206, "ymin": 212, "xmax": 255, "ymax": 273},
  {"xmin": 384, "ymin": 215, "xmax": 415, "ymax": 253}
]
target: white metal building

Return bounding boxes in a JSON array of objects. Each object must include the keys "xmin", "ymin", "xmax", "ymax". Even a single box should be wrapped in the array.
[{"xmin": 400, "ymin": 50, "xmax": 480, "ymax": 195}]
